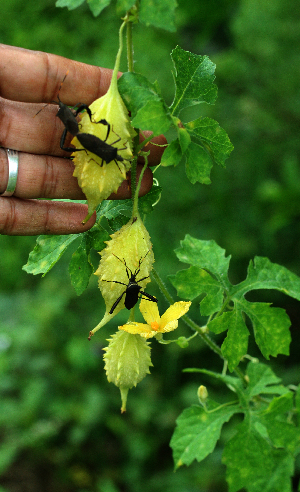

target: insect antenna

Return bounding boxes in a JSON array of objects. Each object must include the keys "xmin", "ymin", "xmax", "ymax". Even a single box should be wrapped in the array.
[{"xmin": 34, "ymin": 70, "xmax": 70, "ymax": 117}]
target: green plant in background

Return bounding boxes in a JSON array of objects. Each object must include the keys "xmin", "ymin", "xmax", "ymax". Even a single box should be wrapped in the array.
[{"xmin": 2, "ymin": 0, "xmax": 300, "ymax": 491}]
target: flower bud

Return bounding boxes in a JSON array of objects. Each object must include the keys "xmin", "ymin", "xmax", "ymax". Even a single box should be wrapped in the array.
[
  {"xmin": 103, "ymin": 330, "xmax": 152, "ymax": 412},
  {"xmin": 176, "ymin": 336, "xmax": 189, "ymax": 348},
  {"xmin": 197, "ymin": 385, "xmax": 208, "ymax": 406}
]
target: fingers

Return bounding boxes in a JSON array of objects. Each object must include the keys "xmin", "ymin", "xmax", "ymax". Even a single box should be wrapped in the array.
[
  {"xmin": 0, "ymin": 44, "xmax": 114, "ymax": 105},
  {"xmin": 0, "ymin": 164, "xmax": 153, "ymax": 236},
  {"xmin": 0, "ymin": 43, "xmax": 166, "ymax": 236},
  {"xmin": 138, "ymin": 131, "xmax": 167, "ymax": 167},
  {"xmin": 0, "ymin": 96, "xmax": 168, "ymax": 163},
  {"xmin": 0, "ymin": 163, "xmax": 152, "ymax": 235},
  {"xmin": 0, "ymin": 98, "xmax": 64, "ymax": 156},
  {"xmin": 0, "ymin": 45, "xmax": 168, "ymax": 162},
  {"xmin": 0, "ymin": 149, "xmax": 153, "ymax": 200},
  {"xmin": 0, "ymin": 96, "xmax": 80, "ymax": 156},
  {"xmin": 0, "ymin": 198, "xmax": 96, "ymax": 235},
  {"xmin": 0, "ymin": 44, "xmax": 117, "ymax": 155},
  {"xmin": 0, "ymin": 149, "xmax": 85, "ymax": 199}
]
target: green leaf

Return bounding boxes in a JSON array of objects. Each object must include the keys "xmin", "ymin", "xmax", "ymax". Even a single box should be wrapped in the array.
[
  {"xmin": 118, "ymin": 72, "xmax": 172, "ymax": 136},
  {"xmin": 177, "ymin": 126, "xmax": 191, "ymax": 153},
  {"xmin": 245, "ymin": 361, "xmax": 286, "ymax": 399},
  {"xmin": 179, "ymin": 363, "xmax": 298, "ymax": 489},
  {"xmin": 160, "ymin": 139, "xmax": 183, "ymax": 167},
  {"xmin": 233, "ymin": 256, "xmax": 300, "ymax": 302},
  {"xmin": 69, "ymin": 238, "xmax": 94, "ymax": 295},
  {"xmin": 262, "ymin": 393, "xmax": 300, "ymax": 454},
  {"xmin": 174, "ymin": 235, "xmax": 231, "ymax": 284},
  {"xmin": 295, "ymin": 385, "xmax": 300, "ymax": 414},
  {"xmin": 241, "ymin": 301, "xmax": 291, "ymax": 359},
  {"xmin": 171, "ymin": 401, "xmax": 240, "ymax": 469},
  {"xmin": 186, "ymin": 117, "xmax": 234, "ymax": 167},
  {"xmin": 173, "ymin": 236, "xmax": 298, "ymax": 367},
  {"xmin": 138, "ymin": 185, "xmax": 162, "ymax": 215},
  {"xmin": 210, "ymin": 310, "xmax": 250, "ymax": 371},
  {"xmin": 107, "ymin": 213, "xmax": 129, "ymax": 231},
  {"xmin": 139, "ymin": 0, "xmax": 177, "ymax": 32},
  {"xmin": 87, "ymin": 0, "xmax": 111, "ymax": 16},
  {"xmin": 55, "ymin": 0, "xmax": 85, "ymax": 9},
  {"xmin": 170, "ymin": 46, "xmax": 218, "ymax": 117},
  {"xmin": 223, "ymin": 421, "xmax": 294, "ymax": 492},
  {"xmin": 169, "ymin": 266, "xmax": 224, "ymax": 316},
  {"xmin": 23, "ymin": 234, "xmax": 79, "ymax": 276},
  {"xmin": 116, "ymin": 0, "xmax": 135, "ymax": 14},
  {"xmin": 85, "ymin": 227, "xmax": 110, "ymax": 252},
  {"xmin": 185, "ymin": 141, "xmax": 213, "ymax": 184},
  {"xmin": 96, "ymin": 199, "xmax": 132, "ymax": 221}
]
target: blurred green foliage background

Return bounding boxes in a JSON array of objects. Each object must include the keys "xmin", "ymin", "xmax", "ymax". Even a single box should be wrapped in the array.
[{"xmin": 1, "ymin": 0, "xmax": 300, "ymax": 490}]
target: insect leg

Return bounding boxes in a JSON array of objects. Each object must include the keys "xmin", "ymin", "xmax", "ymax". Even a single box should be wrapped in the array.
[
  {"xmin": 109, "ymin": 290, "xmax": 126, "ymax": 314},
  {"xmin": 113, "ymin": 159, "xmax": 123, "ymax": 172},
  {"xmin": 110, "ymin": 137, "xmax": 121, "ymax": 146},
  {"xmin": 60, "ymin": 128, "xmax": 87, "ymax": 153},
  {"xmin": 101, "ymin": 280, "xmax": 127, "ymax": 286},
  {"xmin": 60, "ymin": 128, "xmax": 68, "ymax": 150},
  {"xmin": 91, "ymin": 118, "xmax": 111, "ymax": 141},
  {"xmin": 139, "ymin": 291, "xmax": 158, "ymax": 303},
  {"xmin": 74, "ymin": 104, "xmax": 93, "ymax": 121},
  {"xmin": 87, "ymin": 157, "xmax": 104, "ymax": 167},
  {"xmin": 135, "ymin": 275, "xmax": 150, "ymax": 283}
]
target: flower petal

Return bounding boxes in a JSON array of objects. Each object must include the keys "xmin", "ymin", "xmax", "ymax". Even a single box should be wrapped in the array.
[
  {"xmin": 139, "ymin": 297, "xmax": 160, "ymax": 325},
  {"xmin": 119, "ymin": 322, "xmax": 152, "ymax": 336},
  {"xmin": 161, "ymin": 319, "xmax": 178, "ymax": 333},
  {"xmin": 160, "ymin": 301, "xmax": 191, "ymax": 330}
]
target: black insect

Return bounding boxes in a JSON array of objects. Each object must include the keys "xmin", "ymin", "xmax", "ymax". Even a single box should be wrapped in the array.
[
  {"xmin": 103, "ymin": 251, "xmax": 158, "ymax": 314},
  {"xmin": 38, "ymin": 73, "xmax": 126, "ymax": 170}
]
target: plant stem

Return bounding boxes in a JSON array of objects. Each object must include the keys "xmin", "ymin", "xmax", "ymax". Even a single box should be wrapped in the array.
[
  {"xmin": 151, "ymin": 267, "xmax": 246, "ymax": 382},
  {"xmin": 130, "ymin": 158, "xmax": 137, "ymax": 213},
  {"xmin": 151, "ymin": 268, "xmax": 223, "ymax": 356},
  {"xmin": 110, "ymin": 20, "xmax": 126, "ymax": 89},
  {"xmin": 132, "ymin": 159, "xmax": 148, "ymax": 218},
  {"xmin": 126, "ymin": 20, "xmax": 134, "ymax": 72}
]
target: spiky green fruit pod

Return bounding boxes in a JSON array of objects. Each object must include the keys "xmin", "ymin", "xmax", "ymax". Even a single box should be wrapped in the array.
[
  {"xmin": 89, "ymin": 216, "xmax": 154, "ymax": 338},
  {"xmin": 104, "ymin": 330, "xmax": 152, "ymax": 412}
]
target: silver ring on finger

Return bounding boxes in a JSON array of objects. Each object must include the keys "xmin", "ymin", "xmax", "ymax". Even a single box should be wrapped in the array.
[{"xmin": 0, "ymin": 149, "xmax": 19, "ymax": 197}]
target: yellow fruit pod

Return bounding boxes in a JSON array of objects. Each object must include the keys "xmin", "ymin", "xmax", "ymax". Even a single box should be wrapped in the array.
[
  {"xmin": 72, "ymin": 77, "xmax": 136, "ymax": 222},
  {"xmin": 103, "ymin": 330, "xmax": 152, "ymax": 412},
  {"xmin": 95, "ymin": 215, "xmax": 154, "ymax": 317}
]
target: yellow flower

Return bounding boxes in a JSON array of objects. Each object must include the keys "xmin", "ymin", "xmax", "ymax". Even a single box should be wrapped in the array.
[{"xmin": 119, "ymin": 298, "xmax": 192, "ymax": 339}]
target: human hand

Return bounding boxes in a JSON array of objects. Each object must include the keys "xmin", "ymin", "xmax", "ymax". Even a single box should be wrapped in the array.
[{"xmin": 0, "ymin": 44, "xmax": 166, "ymax": 235}]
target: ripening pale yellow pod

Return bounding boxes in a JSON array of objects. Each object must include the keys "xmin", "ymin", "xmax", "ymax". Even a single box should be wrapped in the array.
[
  {"xmin": 72, "ymin": 72, "xmax": 136, "ymax": 223},
  {"xmin": 88, "ymin": 215, "xmax": 155, "ymax": 338}
]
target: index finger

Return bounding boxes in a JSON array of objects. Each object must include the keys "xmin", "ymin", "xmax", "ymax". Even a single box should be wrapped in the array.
[{"xmin": 0, "ymin": 44, "xmax": 115, "ymax": 106}]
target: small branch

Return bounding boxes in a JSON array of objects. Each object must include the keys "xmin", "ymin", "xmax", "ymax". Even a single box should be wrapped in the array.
[
  {"xmin": 151, "ymin": 267, "xmax": 246, "ymax": 382},
  {"xmin": 126, "ymin": 20, "xmax": 134, "ymax": 72},
  {"xmin": 132, "ymin": 158, "xmax": 148, "ymax": 218}
]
